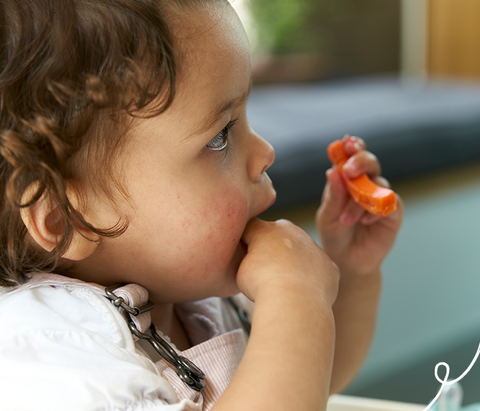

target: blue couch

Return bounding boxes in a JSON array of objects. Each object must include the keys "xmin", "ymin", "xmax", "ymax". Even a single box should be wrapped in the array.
[{"xmin": 247, "ymin": 75, "xmax": 480, "ymax": 210}]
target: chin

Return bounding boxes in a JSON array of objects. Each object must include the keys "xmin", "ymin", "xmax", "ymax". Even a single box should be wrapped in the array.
[{"xmin": 214, "ymin": 255, "xmax": 243, "ymax": 298}]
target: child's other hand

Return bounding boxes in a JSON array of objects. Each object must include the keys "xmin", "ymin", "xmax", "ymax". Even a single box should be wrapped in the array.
[
  {"xmin": 316, "ymin": 135, "xmax": 403, "ymax": 277},
  {"xmin": 238, "ymin": 218, "xmax": 339, "ymax": 305}
]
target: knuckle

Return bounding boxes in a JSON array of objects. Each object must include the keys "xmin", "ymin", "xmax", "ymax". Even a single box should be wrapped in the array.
[
  {"xmin": 357, "ymin": 151, "xmax": 381, "ymax": 175},
  {"xmin": 275, "ymin": 218, "xmax": 293, "ymax": 226}
]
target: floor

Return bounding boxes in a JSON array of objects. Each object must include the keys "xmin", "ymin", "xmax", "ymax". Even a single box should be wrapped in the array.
[{"xmin": 262, "ymin": 161, "xmax": 480, "ymax": 406}]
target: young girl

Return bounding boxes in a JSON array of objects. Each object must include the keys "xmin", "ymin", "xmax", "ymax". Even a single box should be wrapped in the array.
[{"xmin": 0, "ymin": 0, "xmax": 403, "ymax": 410}]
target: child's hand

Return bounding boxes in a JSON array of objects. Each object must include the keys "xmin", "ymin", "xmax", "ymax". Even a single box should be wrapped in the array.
[
  {"xmin": 316, "ymin": 135, "xmax": 403, "ymax": 277},
  {"xmin": 238, "ymin": 218, "xmax": 339, "ymax": 305},
  {"xmin": 230, "ymin": 219, "xmax": 339, "ymax": 411}
]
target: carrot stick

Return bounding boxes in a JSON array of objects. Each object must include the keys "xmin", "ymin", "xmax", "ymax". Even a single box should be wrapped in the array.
[{"xmin": 327, "ymin": 139, "xmax": 397, "ymax": 217}]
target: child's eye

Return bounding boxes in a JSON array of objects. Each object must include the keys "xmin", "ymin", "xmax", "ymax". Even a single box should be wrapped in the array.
[
  {"xmin": 206, "ymin": 126, "xmax": 229, "ymax": 151},
  {"xmin": 205, "ymin": 118, "xmax": 239, "ymax": 152}
]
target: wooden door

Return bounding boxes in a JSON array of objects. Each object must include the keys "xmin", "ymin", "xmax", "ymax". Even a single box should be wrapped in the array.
[{"xmin": 428, "ymin": 0, "xmax": 480, "ymax": 79}]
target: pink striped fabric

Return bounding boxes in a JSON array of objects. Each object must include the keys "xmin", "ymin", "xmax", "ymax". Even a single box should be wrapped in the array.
[{"xmin": 155, "ymin": 329, "xmax": 247, "ymax": 410}]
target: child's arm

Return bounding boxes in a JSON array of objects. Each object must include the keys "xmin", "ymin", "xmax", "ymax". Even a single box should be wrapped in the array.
[
  {"xmin": 213, "ymin": 219, "xmax": 340, "ymax": 411},
  {"xmin": 316, "ymin": 135, "xmax": 403, "ymax": 393}
]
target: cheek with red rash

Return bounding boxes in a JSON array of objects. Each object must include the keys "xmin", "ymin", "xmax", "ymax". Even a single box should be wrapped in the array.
[{"xmin": 178, "ymin": 189, "xmax": 250, "ymax": 278}]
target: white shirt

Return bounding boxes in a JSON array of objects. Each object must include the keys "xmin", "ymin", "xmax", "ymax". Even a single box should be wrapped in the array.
[{"xmin": 0, "ymin": 279, "xmax": 249, "ymax": 411}]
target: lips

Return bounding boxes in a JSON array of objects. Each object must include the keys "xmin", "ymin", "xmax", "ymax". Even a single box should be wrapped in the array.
[
  {"xmin": 259, "ymin": 180, "xmax": 277, "ymax": 215},
  {"xmin": 261, "ymin": 193, "xmax": 277, "ymax": 214},
  {"xmin": 238, "ymin": 178, "xmax": 276, "ymax": 258}
]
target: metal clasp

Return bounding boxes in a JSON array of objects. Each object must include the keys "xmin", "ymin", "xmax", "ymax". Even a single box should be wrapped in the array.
[
  {"xmin": 105, "ymin": 285, "xmax": 206, "ymax": 392},
  {"xmin": 105, "ymin": 284, "xmax": 155, "ymax": 316},
  {"xmin": 130, "ymin": 322, "xmax": 206, "ymax": 392}
]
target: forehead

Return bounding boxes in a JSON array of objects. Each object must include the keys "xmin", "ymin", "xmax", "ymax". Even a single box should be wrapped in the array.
[{"xmin": 170, "ymin": 3, "xmax": 251, "ymax": 111}]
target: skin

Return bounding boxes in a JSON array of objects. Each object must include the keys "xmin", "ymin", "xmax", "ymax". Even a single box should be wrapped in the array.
[
  {"xmin": 71, "ymin": 4, "xmax": 276, "ymax": 305},
  {"xmin": 317, "ymin": 135, "xmax": 403, "ymax": 391},
  {"xmin": 23, "ymin": 3, "xmax": 403, "ymax": 410}
]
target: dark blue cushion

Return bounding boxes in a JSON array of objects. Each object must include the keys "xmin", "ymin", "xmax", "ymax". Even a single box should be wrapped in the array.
[{"xmin": 247, "ymin": 76, "xmax": 480, "ymax": 210}]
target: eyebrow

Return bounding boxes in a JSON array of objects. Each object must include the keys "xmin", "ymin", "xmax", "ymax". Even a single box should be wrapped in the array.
[{"xmin": 192, "ymin": 79, "xmax": 253, "ymax": 136}]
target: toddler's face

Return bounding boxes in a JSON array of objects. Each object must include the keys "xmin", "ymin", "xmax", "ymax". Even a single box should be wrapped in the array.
[{"xmin": 73, "ymin": 3, "xmax": 276, "ymax": 304}]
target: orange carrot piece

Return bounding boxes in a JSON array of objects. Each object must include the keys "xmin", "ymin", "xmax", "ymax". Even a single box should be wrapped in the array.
[{"xmin": 327, "ymin": 139, "xmax": 397, "ymax": 217}]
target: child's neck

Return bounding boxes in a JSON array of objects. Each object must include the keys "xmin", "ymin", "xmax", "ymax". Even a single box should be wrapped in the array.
[{"xmin": 150, "ymin": 303, "xmax": 192, "ymax": 351}]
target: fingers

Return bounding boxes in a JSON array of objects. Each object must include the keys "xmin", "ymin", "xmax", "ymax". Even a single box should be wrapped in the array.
[
  {"xmin": 242, "ymin": 217, "xmax": 307, "ymax": 247},
  {"xmin": 320, "ymin": 136, "xmax": 395, "ymax": 227},
  {"xmin": 342, "ymin": 134, "xmax": 365, "ymax": 154},
  {"xmin": 373, "ymin": 175, "xmax": 391, "ymax": 189},
  {"xmin": 339, "ymin": 199, "xmax": 368, "ymax": 226},
  {"xmin": 343, "ymin": 150, "xmax": 381, "ymax": 180},
  {"xmin": 241, "ymin": 217, "xmax": 264, "ymax": 245},
  {"xmin": 318, "ymin": 168, "xmax": 371, "ymax": 227},
  {"xmin": 320, "ymin": 166, "xmax": 381, "ymax": 226},
  {"xmin": 239, "ymin": 218, "xmax": 340, "ymax": 303},
  {"xmin": 339, "ymin": 173, "xmax": 395, "ymax": 226},
  {"xmin": 318, "ymin": 168, "xmax": 350, "ymax": 224},
  {"xmin": 340, "ymin": 135, "xmax": 381, "ymax": 180}
]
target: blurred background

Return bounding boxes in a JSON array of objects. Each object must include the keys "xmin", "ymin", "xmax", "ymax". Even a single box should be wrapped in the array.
[
  {"xmin": 231, "ymin": 0, "xmax": 480, "ymax": 406},
  {"xmin": 236, "ymin": 0, "xmax": 400, "ymax": 82}
]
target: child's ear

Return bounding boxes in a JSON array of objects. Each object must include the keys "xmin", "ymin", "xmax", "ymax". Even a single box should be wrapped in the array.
[{"xmin": 20, "ymin": 183, "xmax": 99, "ymax": 261}]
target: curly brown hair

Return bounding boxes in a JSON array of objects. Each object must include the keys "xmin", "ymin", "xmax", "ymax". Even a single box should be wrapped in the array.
[{"xmin": 0, "ymin": 0, "xmax": 222, "ymax": 287}]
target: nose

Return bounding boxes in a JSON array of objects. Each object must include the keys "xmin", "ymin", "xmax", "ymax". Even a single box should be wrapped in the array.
[{"xmin": 247, "ymin": 127, "xmax": 275, "ymax": 182}]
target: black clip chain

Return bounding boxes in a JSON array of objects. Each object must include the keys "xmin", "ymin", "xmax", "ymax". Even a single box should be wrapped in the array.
[
  {"xmin": 105, "ymin": 285, "xmax": 206, "ymax": 392},
  {"xmin": 130, "ymin": 322, "xmax": 206, "ymax": 391}
]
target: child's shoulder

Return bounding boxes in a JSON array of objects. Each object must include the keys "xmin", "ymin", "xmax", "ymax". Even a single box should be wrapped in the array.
[
  {"xmin": 0, "ymin": 276, "xmax": 178, "ymax": 410},
  {"xmin": 0, "ymin": 279, "xmax": 122, "ymax": 337}
]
